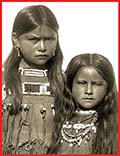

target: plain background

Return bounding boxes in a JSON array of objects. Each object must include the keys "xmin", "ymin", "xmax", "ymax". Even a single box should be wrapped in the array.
[{"xmin": 2, "ymin": 2, "xmax": 118, "ymax": 86}]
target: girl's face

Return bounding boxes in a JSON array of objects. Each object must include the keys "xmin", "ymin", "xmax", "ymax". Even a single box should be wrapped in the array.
[
  {"xmin": 72, "ymin": 66, "xmax": 108, "ymax": 109},
  {"xmin": 17, "ymin": 25, "xmax": 57, "ymax": 66}
]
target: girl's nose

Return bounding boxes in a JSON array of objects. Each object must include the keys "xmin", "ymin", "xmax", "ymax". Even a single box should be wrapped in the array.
[
  {"xmin": 85, "ymin": 84, "xmax": 93, "ymax": 95},
  {"xmin": 38, "ymin": 39, "xmax": 46, "ymax": 52}
]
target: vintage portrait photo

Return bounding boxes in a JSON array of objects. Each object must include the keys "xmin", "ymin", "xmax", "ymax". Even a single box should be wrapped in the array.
[{"xmin": 2, "ymin": 2, "xmax": 118, "ymax": 154}]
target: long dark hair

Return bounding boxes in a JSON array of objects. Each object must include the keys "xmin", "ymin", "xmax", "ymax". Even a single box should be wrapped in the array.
[
  {"xmin": 4, "ymin": 5, "xmax": 65, "ymax": 153},
  {"xmin": 63, "ymin": 53, "xmax": 118, "ymax": 153},
  {"xmin": 4, "ymin": 5, "xmax": 64, "ymax": 112}
]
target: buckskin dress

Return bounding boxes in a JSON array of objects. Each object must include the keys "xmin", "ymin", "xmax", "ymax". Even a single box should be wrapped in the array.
[{"xmin": 2, "ymin": 59, "xmax": 55, "ymax": 154}]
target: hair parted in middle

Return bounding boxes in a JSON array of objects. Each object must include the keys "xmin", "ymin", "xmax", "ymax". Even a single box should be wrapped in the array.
[
  {"xmin": 4, "ymin": 5, "xmax": 65, "ymax": 153},
  {"xmin": 64, "ymin": 53, "xmax": 118, "ymax": 153},
  {"xmin": 48, "ymin": 53, "xmax": 118, "ymax": 153}
]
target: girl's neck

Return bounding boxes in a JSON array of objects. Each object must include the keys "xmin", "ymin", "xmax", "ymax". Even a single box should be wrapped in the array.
[
  {"xmin": 20, "ymin": 58, "xmax": 48, "ymax": 70},
  {"xmin": 75, "ymin": 101, "xmax": 97, "ymax": 117},
  {"xmin": 76, "ymin": 109, "xmax": 97, "ymax": 117}
]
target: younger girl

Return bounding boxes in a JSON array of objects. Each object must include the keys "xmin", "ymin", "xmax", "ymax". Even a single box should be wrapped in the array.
[
  {"xmin": 2, "ymin": 5, "xmax": 64, "ymax": 154},
  {"xmin": 57, "ymin": 53, "xmax": 118, "ymax": 154}
]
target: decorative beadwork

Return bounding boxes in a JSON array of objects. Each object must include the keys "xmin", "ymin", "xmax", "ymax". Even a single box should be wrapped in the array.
[
  {"xmin": 61, "ymin": 111, "xmax": 98, "ymax": 146},
  {"xmin": 2, "ymin": 84, "xmax": 7, "ymax": 101},
  {"xmin": 19, "ymin": 67, "xmax": 52, "ymax": 96},
  {"xmin": 22, "ymin": 82, "xmax": 51, "ymax": 96},
  {"xmin": 19, "ymin": 67, "xmax": 47, "ymax": 77},
  {"xmin": 25, "ymin": 143, "xmax": 33, "ymax": 151},
  {"xmin": 40, "ymin": 105, "xmax": 47, "ymax": 119},
  {"xmin": 40, "ymin": 104, "xmax": 55, "ymax": 118},
  {"xmin": 21, "ymin": 104, "xmax": 30, "ymax": 111},
  {"xmin": 51, "ymin": 104, "xmax": 55, "ymax": 116},
  {"xmin": 2, "ymin": 103, "xmax": 12, "ymax": 111}
]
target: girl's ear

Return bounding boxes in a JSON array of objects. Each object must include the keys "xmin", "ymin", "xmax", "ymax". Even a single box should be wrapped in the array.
[{"xmin": 12, "ymin": 32, "xmax": 20, "ymax": 48}]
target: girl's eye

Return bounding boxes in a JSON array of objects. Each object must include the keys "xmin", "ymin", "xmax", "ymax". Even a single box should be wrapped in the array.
[
  {"xmin": 28, "ymin": 38, "xmax": 39, "ymax": 43},
  {"xmin": 92, "ymin": 82, "xmax": 103, "ymax": 86},
  {"xmin": 77, "ymin": 81, "xmax": 86, "ymax": 84},
  {"xmin": 45, "ymin": 37, "xmax": 55, "ymax": 41}
]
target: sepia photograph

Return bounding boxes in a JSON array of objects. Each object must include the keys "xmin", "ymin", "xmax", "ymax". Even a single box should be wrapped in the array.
[{"xmin": 2, "ymin": 2, "xmax": 118, "ymax": 154}]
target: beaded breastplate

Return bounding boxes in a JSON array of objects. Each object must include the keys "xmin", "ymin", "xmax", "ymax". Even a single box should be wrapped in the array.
[
  {"xmin": 19, "ymin": 67, "xmax": 51, "ymax": 96},
  {"xmin": 3, "ymin": 61, "xmax": 55, "ymax": 115}
]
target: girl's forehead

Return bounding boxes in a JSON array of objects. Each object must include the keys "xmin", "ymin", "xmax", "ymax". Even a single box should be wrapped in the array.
[
  {"xmin": 23, "ymin": 25, "xmax": 57, "ymax": 37},
  {"xmin": 75, "ymin": 66, "xmax": 104, "ymax": 80}
]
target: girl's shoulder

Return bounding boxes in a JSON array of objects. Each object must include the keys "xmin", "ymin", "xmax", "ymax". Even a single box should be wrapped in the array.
[
  {"xmin": 2, "ymin": 66, "xmax": 7, "ymax": 101},
  {"xmin": 2, "ymin": 66, "xmax": 5, "ymax": 83}
]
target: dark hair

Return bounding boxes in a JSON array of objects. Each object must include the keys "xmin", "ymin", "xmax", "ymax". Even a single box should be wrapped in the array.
[
  {"xmin": 64, "ymin": 53, "xmax": 118, "ymax": 153},
  {"xmin": 4, "ymin": 5, "xmax": 65, "ymax": 153},
  {"xmin": 13, "ymin": 5, "xmax": 59, "ymax": 35}
]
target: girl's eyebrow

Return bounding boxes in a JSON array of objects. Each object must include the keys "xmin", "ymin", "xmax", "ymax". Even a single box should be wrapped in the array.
[
  {"xmin": 93, "ymin": 80, "xmax": 103, "ymax": 82},
  {"xmin": 26, "ymin": 34, "xmax": 56, "ymax": 38},
  {"xmin": 92, "ymin": 81, "xmax": 103, "ymax": 83},
  {"xmin": 26, "ymin": 34, "xmax": 40, "ymax": 38}
]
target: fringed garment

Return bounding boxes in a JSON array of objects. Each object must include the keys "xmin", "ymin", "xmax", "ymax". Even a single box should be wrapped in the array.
[{"xmin": 2, "ymin": 59, "xmax": 55, "ymax": 154}]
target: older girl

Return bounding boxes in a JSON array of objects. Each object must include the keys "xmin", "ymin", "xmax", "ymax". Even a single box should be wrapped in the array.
[{"xmin": 2, "ymin": 5, "xmax": 64, "ymax": 154}]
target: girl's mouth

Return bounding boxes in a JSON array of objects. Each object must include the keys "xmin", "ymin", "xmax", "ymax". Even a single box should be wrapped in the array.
[
  {"xmin": 83, "ymin": 98, "xmax": 95, "ymax": 101},
  {"xmin": 35, "ymin": 55, "xmax": 47, "ymax": 59}
]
